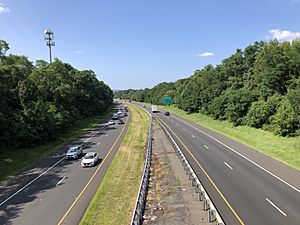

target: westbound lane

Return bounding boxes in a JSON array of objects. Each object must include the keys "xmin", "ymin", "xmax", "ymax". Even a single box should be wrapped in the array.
[
  {"xmin": 0, "ymin": 109, "xmax": 130, "ymax": 225},
  {"xmin": 137, "ymin": 103, "xmax": 300, "ymax": 225}
]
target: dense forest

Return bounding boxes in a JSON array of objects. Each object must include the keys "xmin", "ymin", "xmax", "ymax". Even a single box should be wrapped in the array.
[
  {"xmin": 0, "ymin": 40, "xmax": 113, "ymax": 151},
  {"xmin": 115, "ymin": 40, "xmax": 300, "ymax": 137}
]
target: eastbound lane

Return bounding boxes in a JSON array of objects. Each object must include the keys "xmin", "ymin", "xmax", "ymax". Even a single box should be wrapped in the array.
[
  {"xmin": 138, "ymin": 103, "xmax": 300, "ymax": 225},
  {"xmin": 0, "ymin": 110, "xmax": 130, "ymax": 225}
]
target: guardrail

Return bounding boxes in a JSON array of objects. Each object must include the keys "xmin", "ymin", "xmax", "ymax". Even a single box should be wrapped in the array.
[
  {"xmin": 131, "ymin": 114, "xmax": 153, "ymax": 225},
  {"xmin": 157, "ymin": 117, "xmax": 225, "ymax": 225}
]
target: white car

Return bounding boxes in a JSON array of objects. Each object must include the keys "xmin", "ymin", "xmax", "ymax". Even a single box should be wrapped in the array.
[
  {"xmin": 81, "ymin": 152, "xmax": 99, "ymax": 167},
  {"xmin": 66, "ymin": 146, "xmax": 82, "ymax": 159},
  {"xmin": 108, "ymin": 120, "xmax": 114, "ymax": 125}
]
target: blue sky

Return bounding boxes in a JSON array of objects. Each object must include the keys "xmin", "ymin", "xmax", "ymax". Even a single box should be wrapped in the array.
[{"xmin": 1, "ymin": 0, "xmax": 299, "ymax": 90}]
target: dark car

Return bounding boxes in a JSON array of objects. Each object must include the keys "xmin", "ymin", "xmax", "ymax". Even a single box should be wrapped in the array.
[
  {"xmin": 118, "ymin": 119, "xmax": 124, "ymax": 124},
  {"xmin": 164, "ymin": 111, "xmax": 170, "ymax": 116}
]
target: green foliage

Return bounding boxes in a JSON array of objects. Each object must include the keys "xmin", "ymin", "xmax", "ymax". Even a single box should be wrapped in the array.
[
  {"xmin": 115, "ymin": 39, "xmax": 300, "ymax": 136},
  {"xmin": 244, "ymin": 100, "xmax": 272, "ymax": 128},
  {"xmin": 0, "ymin": 40, "xmax": 9, "ymax": 56},
  {"xmin": 269, "ymin": 98, "xmax": 300, "ymax": 137},
  {"xmin": 0, "ymin": 41, "xmax": 113, "ymax": 151}
]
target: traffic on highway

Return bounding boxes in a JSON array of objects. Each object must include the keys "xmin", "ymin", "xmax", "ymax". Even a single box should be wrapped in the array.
[{"xmin": 0, "ymin": 104, "xmax": 130, "ymax": 225}]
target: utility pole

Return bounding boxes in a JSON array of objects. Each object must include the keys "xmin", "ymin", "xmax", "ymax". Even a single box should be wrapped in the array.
[{"xmin": 44, "ymin": 28, "xmax": 55, "ymax": 63}]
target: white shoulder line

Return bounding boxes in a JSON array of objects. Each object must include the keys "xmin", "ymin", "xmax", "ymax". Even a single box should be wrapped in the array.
[
  {"xmin": 0, "ymin": 157, "xmax": 65, "ymax": 206},
  {"xmin": 173, "ymin": 116, "xmax": 300, "ymax": 193}
]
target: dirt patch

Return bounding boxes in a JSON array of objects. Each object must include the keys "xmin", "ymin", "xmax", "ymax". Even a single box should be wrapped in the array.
[
  {"xmin": 120, "ymin": 146, "xmax": 131, "ymax": 154},
  {"xmin": 143, "ymin": 120, "xmax": 211, "ymax": 225}
]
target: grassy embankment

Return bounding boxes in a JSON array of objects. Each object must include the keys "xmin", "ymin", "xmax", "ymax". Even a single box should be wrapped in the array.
[
  {"xmin": 160, "ymin": 105, "xmax": 300, "ymax": 171},
  {"xmin": 80, "ymin": 103, "xmax": 149, "ymax": 225},
  {"xmin": 0, "ymin": 106, "xmax": 114, "ymax": 182}
]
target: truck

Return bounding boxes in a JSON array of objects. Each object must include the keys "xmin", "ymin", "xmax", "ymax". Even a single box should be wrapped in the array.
[{"xmin": 151, "ymin": 105, "xmax": 158, "ymax": 113}]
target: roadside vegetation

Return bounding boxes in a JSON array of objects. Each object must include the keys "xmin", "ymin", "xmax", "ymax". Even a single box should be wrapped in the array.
[
  {"xmin": 0, "ymin": 39, "xmax": 113, "ymax": 152},
  {"xmin": 0, "ymin": 106, "xmax": 113, "ymax": 181},
  {"xmin": 115, "ymin": 40, "xmax": 300, "ymax": 170},
  {"xmin": 80, "ymin": 104, "xmax": 149, "ymax": 225},
  {"xmin": 115, "ymin": 40, "xmax": 300, "ymax": 137},
  {"xmin": 160, "ymin": 105, "xmax": 300, "ymax": 170}
]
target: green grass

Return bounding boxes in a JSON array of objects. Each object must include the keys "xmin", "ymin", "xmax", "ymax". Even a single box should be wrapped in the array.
[
  {"xmin": 80, "ymin": 103, "xmax": 149, "ymax": 225},
  {"xmin": 160, "ymin": 105, "xmax": 300, "ymax": 171},
  {"xmin": 0, "ymin": 106, "xmax": 114, "ymax": 182}
]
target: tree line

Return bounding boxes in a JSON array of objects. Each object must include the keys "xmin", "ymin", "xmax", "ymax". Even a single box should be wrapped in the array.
[
  {"xmin": 0, "ymin": 40, "xmax": 113, "ymax": 151},
  {"xmin": 115, "ymin": 40, "xmax": 300, "ymax": 137}
]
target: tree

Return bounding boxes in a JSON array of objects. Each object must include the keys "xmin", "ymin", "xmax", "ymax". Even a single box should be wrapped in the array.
[{"xmin": 0, "ymin": 40, "xmax": 9, "ymax": 57}]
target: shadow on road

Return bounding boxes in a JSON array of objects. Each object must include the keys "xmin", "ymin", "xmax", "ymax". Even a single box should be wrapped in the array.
[{"xmin": 0, "ymin": 121, "xmax": 113, "ymax": 224}]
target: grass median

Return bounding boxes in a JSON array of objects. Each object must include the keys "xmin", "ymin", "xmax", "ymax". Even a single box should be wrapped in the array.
[
  {"xmin": 0, "ymin": 106, "xmax": 114, "ymax": 182},
  {"xmin": 80, "ymin": 103, "xmax": 149, "ymax": 225},
  {"xmin": 160, "ymin": 105, "xmax": 300, "ymax": 171}
]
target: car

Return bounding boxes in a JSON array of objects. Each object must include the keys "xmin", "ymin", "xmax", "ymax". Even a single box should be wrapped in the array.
[
  {"xmin": 164, "ymin": 111, "xmax": 170, "ymax": 116},
  {"xmin": 118, "ymin": 119, "xmax": 124, "ymax": 124},
  {"xmin": 66, "ymin": 146, "xmax": 82, "ymax": 159},
  {"xmin": 81, "ymin": 152, "xmax": 99, "ymax": 167},
  {"xmin": 117, "ymin": 110, "xmax": 123, "ymax": 115},
  {"xmin": 123, "ymin": 112, "xmax": 127, "ymax": 116},
  {"xmin": 108, "ymin": 120, "xmax": 114, "ymax": 125},
  {"xmin": 112, "ymin": 114, "xmax": 118, "ymax": 120},
  {"xmin": 142, "ymin": 104, "xmax": 145, "ymax": 108}
]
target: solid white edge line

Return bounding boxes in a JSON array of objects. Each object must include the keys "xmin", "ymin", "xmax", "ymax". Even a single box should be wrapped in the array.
[
  {"xmin": 0, "ymin": 122, "xmax": 109, "ymax": 207},
  {"xmin": 224, "ymin": 162, "xmax": 233, "ymax": 170},
  {"xmin": 266, "ymin": 198, "xmax": 287, "ymax": 217},
  {"xmin": 0, "ymin": 157, "xmax": 65, "ymax": 206},
  {"xmin": 56, "ymin": 176, "xmax": 66, "ymax": 186},
  {"xmin": 204, "ymin": 145, "xmax": 209, "ymax": 150},
  {"xmin": 173, "ymin": 116, "xmax": 300, "ymax": 194}
]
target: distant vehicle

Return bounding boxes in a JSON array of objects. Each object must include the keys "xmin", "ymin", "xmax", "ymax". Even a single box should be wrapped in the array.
[
  {"xmin": 124, "ymin": 105, "xmax": 128, "ymax": 111},
  {"xmin": 112, "ymin": 114, "xmax": 118, "ymax": 120},
  {"xmin": 123, "ymin": 112, "xmax": 128, "ymax": 116},
  {"xmin": 164, "ymin": 111, "xmax": 170, "ymax": 116},
  {"xmin": 66, "ymin": 146, "xmax": 82, "ymax": 159},
  {"xmin": 142, "ymin": 104, "xmax": 145, "ymax": 108},
  {"xmin": 108, "ymin": 120, "xmax": 114, "ymax": 125},
  {"xmin": 117, "ymin": 110, "xmax": 123, "ymax": 115},
  {"xmin": 118, "ymin": 119, "xmax": 124, "ymax": 124},
  {"xmin": 151, "ymin": 105, "xmax": 158, "ymax": 113},
  {"xmin": 81, "ymin": 152, "xmax": 99, "ymax": 167}
]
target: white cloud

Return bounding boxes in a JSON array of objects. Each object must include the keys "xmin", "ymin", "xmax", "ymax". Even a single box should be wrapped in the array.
[
  {"xmin": 0, "ymin": 4, "xmax": 9, "ymax": 13},
  {"xmin": 75, "ymin": 50, "xmax": 82, "ymax": 55},
  {"xmin": 268, "ymin": 29, "xmax": 300, "ymax": 41},
  {"xmin": 196, "ymin": 52, "xmax": 214, "ymax": 57}
]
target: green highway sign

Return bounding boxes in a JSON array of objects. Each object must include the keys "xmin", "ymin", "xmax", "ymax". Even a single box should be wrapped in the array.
[{"xmin": 163, "ymin": 97, "xmax": 173, "ymax": 105}]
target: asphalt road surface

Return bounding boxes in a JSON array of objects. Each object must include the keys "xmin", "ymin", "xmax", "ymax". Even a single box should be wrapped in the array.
[
  {"xmin": 0, "ymin": 108, "xmax": 130, "ymax": 225},
  {"xmin": 137, "ymin": 103, "xmax": 300, "ymax": 225}
]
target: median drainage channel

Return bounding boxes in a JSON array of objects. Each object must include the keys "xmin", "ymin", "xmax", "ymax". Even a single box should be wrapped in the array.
[{"xmin": 142, "ymin": 119, "xmax": 218, "ymax": 225}]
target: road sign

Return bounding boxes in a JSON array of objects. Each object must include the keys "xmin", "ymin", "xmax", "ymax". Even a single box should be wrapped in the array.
[{"xmin": 163, "ymin": 97, "xmax": 173, "ymax": 105}]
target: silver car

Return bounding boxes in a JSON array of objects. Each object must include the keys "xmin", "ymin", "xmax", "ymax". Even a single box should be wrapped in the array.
[{"xmin": 66, "ymin": 146, "xmax": 82, "ymax": 159}]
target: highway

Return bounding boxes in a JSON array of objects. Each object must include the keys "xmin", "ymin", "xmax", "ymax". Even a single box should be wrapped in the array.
[
  {"xmin": 0, "ymin": 107, "xmax": 130, "ymax": 225},
  {"xmin": 138, "ymin": 103, "xmax": 300, "ymax": 225}
]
